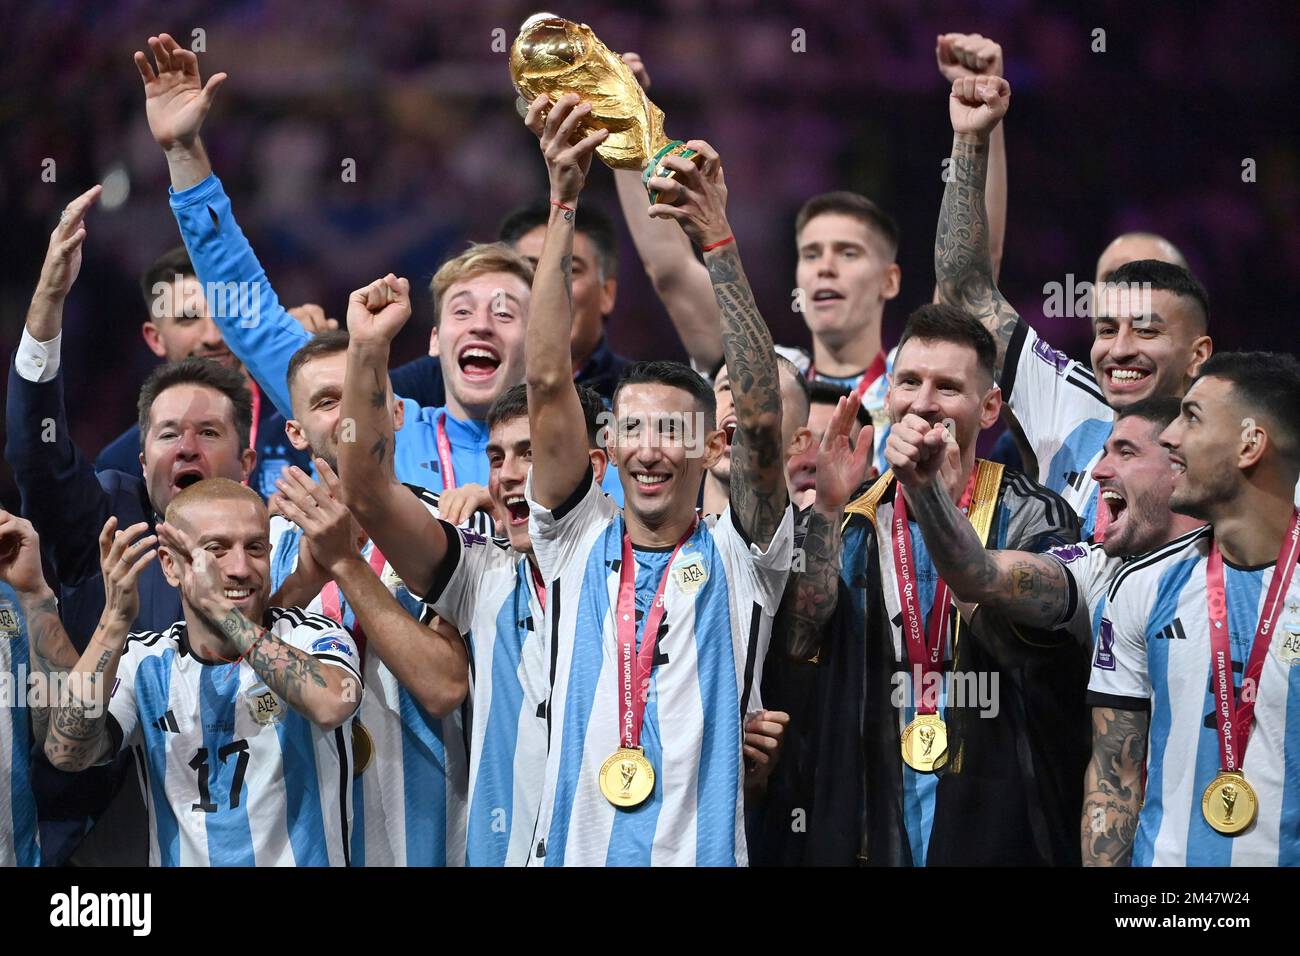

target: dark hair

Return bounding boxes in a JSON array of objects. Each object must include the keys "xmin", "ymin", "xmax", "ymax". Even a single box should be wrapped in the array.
[
  {"xmin": 287, "ymin": 330, "xmax": 351, "ymax": 397},
  {"xmin": 614, "ymin": 360, "xmax": 716, "ymax": 427},
  {"xmin": 808, "ymin": 380, "xmax": 872, "ymax": 428},
  {"xmin": 486, "ymin": 383, "xmax": 607, "ymax": 449},
  {"xmin": 794, "ymin": 191, "xmax": 899, "ymax": 259},
  {"xmin": 896, "ymin": 303, "xmax": 997, "ymax": 384},
  {"xmin": 775, "ymin": 354, "xmax": 811, "ymax": 428},
  {"xmin": 137, "ymin": 357, "xmax": 253, "ymax": 450},
  {"xmin": 1103, "ymin": 259, "xmax": 1210, "ymax": 331},
  {"xmin": 1115, "ymin": 395, "xmax": 1184, "ymax": 433},
  {"xmin": 140, "ymin": 246, "xmax": 196, "ymax": 314},
  {"xmin": 1197, "ymin": 351, "xmax": 1300, "ymax": 464},
  {"xmin": 498, "ymin": 200, "xmax": 619, "ymax": 279}
]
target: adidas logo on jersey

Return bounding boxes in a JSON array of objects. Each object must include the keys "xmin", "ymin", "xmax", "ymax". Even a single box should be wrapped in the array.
[
  {"xmin": 1155, "ymin": 618, "xmax": 1188, "ymax": 641},
  {"xmin": 151, "ymin": 710, "xmax": 180, "ymax": 733}
]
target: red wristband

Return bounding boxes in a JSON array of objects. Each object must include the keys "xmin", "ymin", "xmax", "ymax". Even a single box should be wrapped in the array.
[
  {"xmin": 701, "ymin": 235, "xmax": 735, "ymax": 252},
  {"xmin": 550, "ymin": 199, "xmax": 575, "ymax": 212}
]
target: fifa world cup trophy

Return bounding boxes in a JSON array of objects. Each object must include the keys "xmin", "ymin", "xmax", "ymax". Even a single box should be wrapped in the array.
[{"xmin": 509, "ymin": 13, "xmax": 702, "ymax": 203}]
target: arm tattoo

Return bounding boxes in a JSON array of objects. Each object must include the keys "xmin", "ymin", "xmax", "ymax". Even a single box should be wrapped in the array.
[
  {"xmin": 1082, "ymin": 707, "xmax": 1148, "ymax": 866},
  {"xmin": 47, "ymin": 640, "xmax": 117, "ymax": 768},
  {"xmin": 935, "ymin": 136, "xmax": 1021, "ymax": 379},
  {"xmin": 782, "ymin": 510, "xmax": 842, "ymax": 660},
  {"xmin": 706, "ymin": 244, "xmax": 786, "ymax": 545},
  {"xmin": 369, "ymin": 367, "xmax": 387, "ymax": 410},
  {"xmin": 559, "ymin": 253, "xmax": 574, "ymax": 313},
  {"xmin": 217, "ymin": 609, "xmax": 330, "ymax": 713},
  {"xmin": 369, "ymin": 435, "xmax": 388, "ymax": 466},
  {"xmin": 904, "ymin": 481, "xmax": 1070, "ymax": 628},
  {"xmin": 21, "ymin": 593, "xmax": 79, "ymax": 671}
]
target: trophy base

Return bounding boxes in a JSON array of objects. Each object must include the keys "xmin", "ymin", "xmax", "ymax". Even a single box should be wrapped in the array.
[{"xmin": 643, "ymin": 141, "xmax": 703, "ymax": 205}]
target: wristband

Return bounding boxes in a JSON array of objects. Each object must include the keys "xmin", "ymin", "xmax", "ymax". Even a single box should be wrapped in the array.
[
  {"xmin": 701, "ymin": 235, "xmax": 735, "ymax": 252},
  {"xmin": 550, "ymin": 199, "xmax": 575, "ymax": 212}
]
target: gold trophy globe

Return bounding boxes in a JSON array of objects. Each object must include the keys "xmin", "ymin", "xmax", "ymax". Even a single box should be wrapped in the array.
[{"xmin": 509, "ymin": 13, "xmax": 701, "ymax": 204}]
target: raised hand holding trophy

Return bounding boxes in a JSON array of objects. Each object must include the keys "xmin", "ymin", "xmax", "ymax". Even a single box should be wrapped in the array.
[{"xmin": 509, "ymin": 13, "xmax": 701, "ymax": 204}]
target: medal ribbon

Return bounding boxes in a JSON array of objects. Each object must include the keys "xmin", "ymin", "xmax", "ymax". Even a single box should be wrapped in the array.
[
  {"xmin": 436, "ymin": 412, "xmax": 457, "ymax": 491},
  {"xmin": 807, "ymin": 350, "xmax": 888, "ymax": 398},
  {"xmin": 529, "ymin": 560, "xmax": 547, "ymax": 613},
  {"xmin": 615, "ymin": 518, "xmax": 698, "ymax": 750},
  {"xmin": 891, "ymin": 468, "xmax": 979, "ymax": 715},
  {"xmin": 1205, "ymin": 509, "xmax": 1300, "ymax": 772},
  {"xmin": 320, "ymin": 544, "xmax": 389, "ymax": 664}
]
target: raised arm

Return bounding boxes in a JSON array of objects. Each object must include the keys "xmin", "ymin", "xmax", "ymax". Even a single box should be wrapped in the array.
[
  {"xmin": 336, "ymin": 275, "xmax": 450, "ymax": 596},
  {"xmin": 934, "ymin": 73, "xmax": 1017, "ymax": 379},
  {"xmin": 135, "ymin": 33, "xmax": 308, "ymax": 417},
  {"xmin": 650, "ymin": 141, "xmax": 786, "ymax": 544},
  {"xmin": 158, "ymin": 521, "xmax": 356, "ymax": 730},
  {"xmin": 45, "ymin": 518, "xmax": 157, "ymax": 771},
  {"xmin": 1082, "ymin": 706, "xmax": 1148, "ymax": 866},
  {"xmin": 887, "ymin": 413, "xmax": 1072, "ymax": 628},
  {"xmin": 934, "ymin": 33, "xmax": 1007, "ymax": 286},
  {"xmin": 5, "ymin": 185, "xmax": 119, "ymax": 590},
  {"xmin": 521, "ymin": 94, "xmax": 610, "ymax": 507},
  {"xmin": 780, "ymin": 392, "xmax": 874, "ymax": 660},
  {"xmin": 276, "ymin": 462, "xmax": 467, "ymax": 716},
  {"xmin": 614, "ymin": 53, "xmax": 722, "ymax": 372}
]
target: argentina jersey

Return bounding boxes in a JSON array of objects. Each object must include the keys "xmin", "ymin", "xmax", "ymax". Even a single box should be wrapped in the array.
[
  {"xmin": 423, "ymin": 523, "xmax": 549, "ymax": 866},
  {"xmin": 268, "ymin": 487, "xmax": 491, "ymax": 867},
  {"xmin": 1000, "ymin": 321, "xmax": 1113, "ymax": 536},
  {"xmin": 1046, "ymin": 540, "xmax": 1125, "ymax": 646},
  {"xmin": 524, "ymin": 470, "xmax": 793, "ymax": 866},
  {"xmin": 0, "ymin": 583, "xmax": 38, "ymax": 866},
  {"xmin": 777, "ymin": 344, "xmax": 896, "ymax": 475},
  {"xmin": 108, "ymin": 610, "xmax": 360, "ymax": 866},
  {"xmin": 1089, "ymin": 526, "xmax": 1300, "ymax": 865}
]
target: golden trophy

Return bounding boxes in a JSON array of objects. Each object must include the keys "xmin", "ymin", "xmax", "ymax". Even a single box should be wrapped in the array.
[{"xmin": 509, "ymin": 13, "xmax": 702, "ymax": 204}]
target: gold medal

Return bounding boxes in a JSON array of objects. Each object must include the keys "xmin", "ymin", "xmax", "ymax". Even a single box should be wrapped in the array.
[
  {"xmin": 352, "ymin": 720, "xmax": 374, "ymax": 779},
  {"xmin": 599, "ymin": 747, "xmax": 655, "ymax": 807},
  {"xmin": 1202, "ymin": 770, "xmax": 1257, "ymax": 835},
  {"xmin": 900, "ymin": 714, "xmax": 948, "ymax": 773}
]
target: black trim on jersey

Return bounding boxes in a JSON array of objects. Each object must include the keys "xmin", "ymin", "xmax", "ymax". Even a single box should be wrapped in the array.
[
  {"xmin": 314, "ymin": 654, "xmax": 363, "ymax": 683},
  {"xmin": 404, "ymin": 481, "xmax": 495, "ymax": 536},
  {"xmin": 1066, "ymin": 369, "xmax": 1107, "ymax": 407},
  {"xmin": 403, "ymin": 482, "xmax": 441, "ymax": 509},
  {"xmin": 1006, "ymin": 471, "xmax": 1074, "ymax": 532},
  {"xmin": 1106, "ymin": 525, "xmax": 1212, "ymax": 602},
  {"xmin": 1086, "ymin": 691, "xmax": 1151, "ymax": 712},
  {"xmin": 729, "ymin": 504, "xmax": 754, "ymax": 548},
  {"xmin": 739, "ymin": 602, "xmax": 762, "ymax": 718},
  {"xmin": 106, "ymin": 713, "xmax": 125, "ymax": 757},
  {"xmin": 333, "ymin": 726, "xmax": 351, "ymax": 867},
  {"xmin": 422, "ymin": 519, "xmax": 463, "ymax": 606},
  {"xmin": 998, "ymin": 319, "xmax": 1030, "ymax": 398},
  {"xmin": 546, "ymin": 580, "xmax": 561, "ymax": 741},
  {"xmin": 268, "ymin": 606, "xmax": 334, "ymax": 632},
  {"xmin": 551, "ymin": 464, "xmax": 595, "ymax": 523},
  {"xmin": 1056, "ymin": 558, "xmax": 1081, "ymax": 628}
]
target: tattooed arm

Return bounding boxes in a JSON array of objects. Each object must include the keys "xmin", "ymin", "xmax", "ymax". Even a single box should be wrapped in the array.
[
  {"xmin": 45, "ymin": 517, "xmax": 157, "ymax": 771},
  {"xmin": 651, "ymin": 140, "xmax": 787, "ymax": 545},
  {"xmin": 781, "ymin": 392, "xmax": 875, "ymax": 660},
  {"xmin": 338, "ymin": 275, "xmax": 449, "ymax": 597},
  {"xmin": 1082, "ymin": 706, "xmax": 1148, "ymax": 866},
  {"xmin": 935, "ymin": 75, "xmax": 1018, "ymax": 379},
  {"xmin": 521, "ymin": 94, "xmax": 609, "ymax": 508}
]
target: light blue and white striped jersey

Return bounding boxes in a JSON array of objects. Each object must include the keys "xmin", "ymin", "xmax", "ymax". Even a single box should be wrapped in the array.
[
  {"xmin": 1089, "ymin": 525, "xmax": 1300, "ymax": 865},
  {"xmin": 0, "ymin": 583, "xmax": 38, "ymax": 866},
  {"xmin": 108, "ymin": 609, "xmax": 360, "ymax": 867},
  {"xmin": 776, "ymin": 344, "xmax": 896, "ymax": 476},
  {"xmin": 424, "ymin": 523, "xmax": 548, "ymax": 866},
  {"xmin": 268, "ymin": 488, "xmax": 490, "ymax": 867},
  {"xmin": 1046, "ymin": 540, "xmax": 1124, "ymax": 646},
  {"xmin": 1000, "ymin": 321, "xmax": 1114, "ymax": 537},
  {"xmin": 524, "ymin": 472, "xmax": 793, "ymax": 866}
]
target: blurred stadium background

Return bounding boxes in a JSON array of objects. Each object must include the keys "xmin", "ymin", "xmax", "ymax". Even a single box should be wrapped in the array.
[{"xmin": 2, "ymin": 0, "xmax": 1297, "ymax": 510}]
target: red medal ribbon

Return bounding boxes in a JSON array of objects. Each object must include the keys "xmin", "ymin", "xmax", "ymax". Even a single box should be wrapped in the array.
[
  {"xmin": 807, "ymin": 350, "xmax": 888, "ymax": 398},
  {"xmin": 1205, "ymin": 509, "xmax": 1300, "ymax": 772},
  {"xmin": 529, "ymin": 560, "xmax": 547, "ymax": 613},
  {"xmin": 891, "ymin": 470, "xmax": 979, "ymax": 715},
  {"xmin": 614, "ymin": 518, "xmax": 697, "ymax": 750},
  {"xmin": 320, "ymin": 544, "xmax": 389, "ymax": 664},
  {"xmin": 436, "ymin": 412, "xmax": 457, "ymax": 491}
]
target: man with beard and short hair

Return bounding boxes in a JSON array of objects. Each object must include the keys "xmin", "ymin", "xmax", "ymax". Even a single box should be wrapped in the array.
[
  {"xmin": 1085, "ymin": 352, "xmax": 1300, "ymax": 866},
  {"xmin": 702, "ymin": 356, "xmax": 812, "ymax": 516},
  {"xmin": 43, "ymin": 479, "xmax": 361, "ymax": 866},
  {"xmin": 888, "ymin": 396, "xmax": 1202, "ymax": 646},
  {"xmin": 767, "ymin": 304, "xmax": 1082, "ymax": 866}
]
